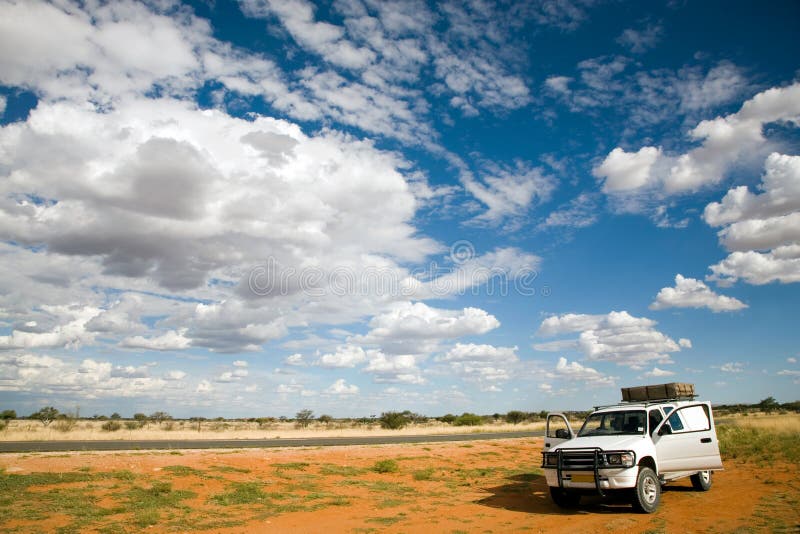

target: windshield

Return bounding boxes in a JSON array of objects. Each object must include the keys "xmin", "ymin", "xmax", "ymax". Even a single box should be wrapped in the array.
[{"xmin": 578, "ymin": 410, "xmax": 646, "ymax": 437}]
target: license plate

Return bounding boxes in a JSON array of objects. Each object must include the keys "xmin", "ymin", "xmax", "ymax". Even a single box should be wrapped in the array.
[{"xmin": 571, "ymin": 474, "xmax": 595, "ymax": 484}]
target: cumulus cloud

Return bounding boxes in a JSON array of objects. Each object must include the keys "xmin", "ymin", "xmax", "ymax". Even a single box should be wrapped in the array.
[
  {"xmin": 705, "ymin": 153, "xmax": 800, "ymax": 285},
  {"xmin": 436, "ymin": 343, "xmax": 519, "ymax": 390},
  {"xmin": 535, "ymin": 311, "xmax": 687, "ymax": 368},
  {"xmin": 351, "ymin": 301, "xmax": 500, "ymax": 354},
  {"xmin": 594, "ymin": 83, "xmax": 800, "ymax": 195},
  {"xmin": 120, "ymin": 330, "xmax": 192, "ymax": 351},
  {"xmin": 650, "ymin": 274, "xmax": 748, "ymax": 312},
  {"xmin": 315, "ymin": 345, "xmax": 368, "ymax": 368},
  {"xmin": 363, "ymin": 351, "xmax": 425, "ymax": 384},
  {"xmin": 0, "ymin": 354, "xmax": 181, "ymax": 398},
  {"xmin": 642, "ymin": 367, "xmax": 675, "ymax": 378},
  {"xmin": 552, "ymin": 357, "xmax": 615, "ymax": 387},
  {"xmin": 325, "ymin": 378, "xmax": 359, "ymax": 396}
]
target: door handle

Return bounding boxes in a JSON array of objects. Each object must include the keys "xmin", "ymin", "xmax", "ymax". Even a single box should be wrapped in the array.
[{"xmin": 701, "ymin": 437, "xmax": 711, "ymax": 443}]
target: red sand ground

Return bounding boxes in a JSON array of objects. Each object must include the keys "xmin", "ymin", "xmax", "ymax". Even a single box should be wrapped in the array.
[{"xmin": 1, "ymin": 437, "xmax": 798, "ymax": 533}]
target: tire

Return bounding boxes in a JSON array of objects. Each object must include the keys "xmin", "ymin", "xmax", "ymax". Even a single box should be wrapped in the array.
[
  {"xmin": 631, "ymin": 467, "xmax": 661, "ymax": 513},
  {"xmin": 690, "ymin": 470, "xmax": 712, "ymax": 491},
  {"xmin": 549, "ymin": 486, "xmax": 580, "ymax": 508}
]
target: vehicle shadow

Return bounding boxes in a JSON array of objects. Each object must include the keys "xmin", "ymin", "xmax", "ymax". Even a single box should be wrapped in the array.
[{"xmin": 475, "ymin": 473, "xmax": 653, "ymax": 515}]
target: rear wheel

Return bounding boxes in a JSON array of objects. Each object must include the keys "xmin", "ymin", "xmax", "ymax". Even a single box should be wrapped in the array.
[
  {"xmin": 690, "ymin": 470, "xmax": 712, "ymax": 491},
  {"xmin": 549, "ymin": 486, "xmax": 580, "ymax": 508},
  {"xmin": 631, "ymin": 467, "xmax": 660, "ymax": 513}
]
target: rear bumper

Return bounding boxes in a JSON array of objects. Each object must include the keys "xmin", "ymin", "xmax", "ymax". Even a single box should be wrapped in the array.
[{"xmin": 544, "ymin": 467, "xmax": 638, "ymax": 490}]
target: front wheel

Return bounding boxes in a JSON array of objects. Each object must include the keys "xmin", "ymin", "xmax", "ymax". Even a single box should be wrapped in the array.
[
  {"xmin": 549, "ymin": 486, "xmax": 580, "ymax": 508},
  {"xmin": 690, "ymin": 470, "xmax": 712, "ymax": 491},
  {"xmin": 631, "ymin": 467, "xmax": 661, "ymax": 513}
]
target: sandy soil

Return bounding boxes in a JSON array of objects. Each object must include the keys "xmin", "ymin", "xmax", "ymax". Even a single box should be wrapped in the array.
[{"xmin": 1, "ymin": 437, "xmax": 798, "ymax": 533}]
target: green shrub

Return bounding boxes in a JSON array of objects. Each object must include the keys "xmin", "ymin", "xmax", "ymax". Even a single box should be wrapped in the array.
[
  {"xmin": 453, "ymin": 413, "xmax": 483, "ymax": 426},
  {"xmin": 379, "ymin": 411, "xmax": 409, "ymax": 430},
  {"xmin": 101, "ymin": 420, "xmax": 122, "ymax": 432},
  {"xmin": 412, "ymin": 468, "xmax": 435, "ymax": 481},
  {"xmin": 372, "ymin": 459, "xmax": 399, "ymax": 473},
  {"xmin": 0, "ymin": 420, "xmax": 7, "ymax": 431},
  {"xmin": 53, "ymin": 418, "xmax": 77, "ymax": 432},
  {"xmin": 124, "ymin": 421, "xmax": 139, "ymax": 430}
]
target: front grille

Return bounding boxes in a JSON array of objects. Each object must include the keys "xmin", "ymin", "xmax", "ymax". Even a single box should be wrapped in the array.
[{"xmin": 560, "ymin": 451, "xmax": 598, "ymax": 470}]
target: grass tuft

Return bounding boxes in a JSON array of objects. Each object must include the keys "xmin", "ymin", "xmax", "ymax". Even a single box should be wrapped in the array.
[{"xmin": 372, "ymin": 459, "xmax": 399, "ymax": 474}]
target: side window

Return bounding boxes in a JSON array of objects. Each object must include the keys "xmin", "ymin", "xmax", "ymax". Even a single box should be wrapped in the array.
[
  {"xmin": 667, "ymin": 405, "xmax": 711, "ymax": 434},
  {"xmin": 648, "ymin": 409, "xmax": 663, "ymax": 436},
  {"xmin": 667, "ymin": 411, "xmax": 684, "ymax": 432},
  {"xmin": 681, "ymin": 405, "xmax": 711, "ymax": 432}
]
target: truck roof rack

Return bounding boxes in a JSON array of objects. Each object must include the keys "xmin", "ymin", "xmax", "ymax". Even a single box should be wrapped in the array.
[{"xmin": 592, "ymin": 396, "xmax": 699, "ymax": 411}]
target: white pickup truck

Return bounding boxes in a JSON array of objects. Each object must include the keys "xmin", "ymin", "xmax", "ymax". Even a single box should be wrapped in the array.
[{"xmin": 542, "ymin": 398, "xmax": 723, "ymax": 513}]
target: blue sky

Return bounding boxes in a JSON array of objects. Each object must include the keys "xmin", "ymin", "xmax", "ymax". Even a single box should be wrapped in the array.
[{"xmin": 0, "ymin": 0, "xmax": 798, "ymax": 418}]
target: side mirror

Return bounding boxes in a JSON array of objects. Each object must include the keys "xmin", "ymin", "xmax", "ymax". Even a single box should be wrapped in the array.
[
  {"xmin": 555, "ymin": 428, "xmax": 570, "ymax": 439},
  {"xmin": 658, "ymin": 424, "xmax": 672, "ymax": 436}
]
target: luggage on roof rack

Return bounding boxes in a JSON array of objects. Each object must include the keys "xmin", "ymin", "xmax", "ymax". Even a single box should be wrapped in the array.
[{"xmin": 621, "ymin": 383, "xmax": 695, "ymax": 402}]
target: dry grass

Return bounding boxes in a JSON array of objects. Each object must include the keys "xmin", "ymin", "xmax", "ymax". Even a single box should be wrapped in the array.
[
  {"xmin": 0, "ymin": 419, "xmax": 547, "ymax": 442},
  {"xmin": 715, "ymin": 412, "xmax": 800, "ymax": 433}
]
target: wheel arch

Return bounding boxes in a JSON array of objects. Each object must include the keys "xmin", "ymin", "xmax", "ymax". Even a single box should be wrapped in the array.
[{"xmin": 638, "ymin": 455, "xmax": 657, "ymax": 475}]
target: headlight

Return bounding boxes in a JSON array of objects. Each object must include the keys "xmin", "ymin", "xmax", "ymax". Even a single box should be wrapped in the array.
[
  {"xmin": 620, "ymin": 452, "xmax": 635, "ymax": 467},
  {"xmin": 604, "ymin": 451, "xmax": 635, "ymax": 468},
  {"xmin": 545, "ymin": 453, "xmax": 558, "ymax": 466}
]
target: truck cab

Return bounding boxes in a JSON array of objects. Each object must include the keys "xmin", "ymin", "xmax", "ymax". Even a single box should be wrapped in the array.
[{"xmin": 542, "ymin": 385, "xmax": 722, "ymax": 513}]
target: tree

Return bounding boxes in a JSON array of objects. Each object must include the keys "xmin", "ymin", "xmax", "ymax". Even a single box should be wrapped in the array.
[
  {"xmin": 506, "ymin": 410, "xmax": 526, "ymax": 425},
  {"xmin": 149, "ymin": 411, "xmax": 171, "ymax": 424},
  {"xmin": 0, "ymin": 410, "xmax": 16, "ymax": 420},
  {"xmin": 110, "ymin": 412, "xmax": 121, "ymax": 420},
  {"xmin": 439, "ymin": 413, "xmax": 456, "ymax": 424},
  {"xmin": 31, "ymin": 406, "xmax": 59, "ymax": 427},
  {"xmin": 295, "ymin": 409, "xmax": 314, "ymax": 428},
  {"xmin": 758, "ymin": 397, "xmax": 780, "ymax": 413},
  {"xmin": 318, "ymin": 414, "xmax": 333, "ymax": 425},
  {"xmin": 379, "ymin": 411, "xmax": 409, "ymax": 430}
]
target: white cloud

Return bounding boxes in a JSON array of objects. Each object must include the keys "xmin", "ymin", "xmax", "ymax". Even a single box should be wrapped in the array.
[
  {"xmin": 679, "ymin": 338, "xmax": 692, "ymax": 349},
  {"xmin": 285, "ymin": 353, "xmax": 308, "ymax": 367},
  {"xmin": 552, "ymin": 357, "xmax": 615, "ymax": 387},
  {"xmin": 616, "ymin": 24, "xmax": 662, "ymax": 54},
  {"xmin": 541, "ymin": 193, "xmax": 599, "ymax": 229},
  {"xmin": 325, "ymin": 378, "xmax": 359, "ymax": 396},
  {"xmin": 436, "ymin": 343, "xmax": 519, "ymax": 390},
  {"xmin": 720, "ymin": 362, "xmax": 744, "ymax": 373},
  {"xmin": 705, "ymin": 153, "xmax": 800, "ymax": 285},
  {"xmin": 232, "ymin": 360, "xmax": 248, "ymax": 367},
  {"xmin": 315, "ymin": 345, "xmax": 368, "ymax": 368},
  {"xmin": 363, "ymin": 351, "xmax": 424, "ymax": 384},
  {"xmin": 120, "ymin": 330, "xmax": 191, "ymax": 351},
  {"xmin": 642, "ymin": 367, "xmax": 675, "ymax": 378},
  {"xmin": 351, "ymin": 301, "xmax": 500, "ymax": 354},
  {"xmin": 535, "ymin": 311, "xmax": 687, "ymax": 369},
  {"xmin": 196, "ymin": 380, "xmax": 213, "ymax": 393},
  {"xmin": 0, "ymin": 305, "xmax": 100, "ymax": 351},
  {"xmin": 650, "ymin": 274, "xmax": 748, "ymax": 312},
  {"xmin": 461, "ymin": 161, "xmax": 556, "ymax": 226},
  {"xmin": 788, "ymin": 357, "xmax": 797, "ymax": 364},
  {"xmin": 595, "ymin": 146, "xmax": 662, "ymax": 192},
  {"xmin": 0, "ymin": 94, "xmax": 6, "ymax": 116},
  {"xmin": 594, "ymin": 83, "xmax": 800, "ymax": 195},
  {"xmin": 163, "ymin": 370, "xmax": 187, "ymax": 381}
]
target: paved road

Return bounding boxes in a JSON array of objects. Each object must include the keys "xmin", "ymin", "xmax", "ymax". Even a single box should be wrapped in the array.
[{"xmin": 0, "ymin": 431, "xmax": 542, "ymax": 453}]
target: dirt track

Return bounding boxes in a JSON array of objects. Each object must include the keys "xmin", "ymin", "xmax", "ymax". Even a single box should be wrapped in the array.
[{"xmin": 1, "ymin": 437, "xmax": 798, "ymax": 533}]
